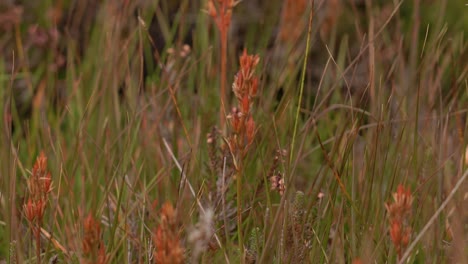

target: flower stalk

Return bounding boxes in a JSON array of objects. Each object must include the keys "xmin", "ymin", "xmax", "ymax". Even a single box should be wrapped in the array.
[
  {"xmin": 23, "ymin": 151, "xmax": 53, "ymax": 264},
  {"xmin": 226, "ymin": 49, "xmax": 260, "ymax": 259},
  {"xmin": 207, "ymin": 0, "xmax": 237, "ymax": 130}
]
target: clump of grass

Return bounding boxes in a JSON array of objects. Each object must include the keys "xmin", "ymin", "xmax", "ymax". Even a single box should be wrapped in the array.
[
  {"xmin": 1, "ymin": 0, "xmax": 467, "ymax": 263},
  {"xmin": 282, "ymin": 191, "xmax": 314, "ymax": 263}
]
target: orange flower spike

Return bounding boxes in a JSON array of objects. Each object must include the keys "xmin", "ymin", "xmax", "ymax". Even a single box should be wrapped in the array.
[
  {"xmin": 401, "ymin": 227, "xmax": 411, "ymax": 247},
  {"xmin": 208, "ymin": 0, "xmax": 235, "ymax": 30},
  {"xmin": 230, "ymin": 108, "xmax": 243, "ymax": 133},
  {"xmin": 153, "ymin": 202, "xmax": 184, "ymax": 264},
  {"xmin": 84, "ymin": 213, "xmax": 93, "ymax": 234},
  {"xmin": 389, "ymin": 220, "xmax": 401, "ymax": 245},
  {"xmin": 207, "ymin": 1, "xmax": 217, "ymax": 18},
  {"xmin": 221, "ymin": 0, "xmax": 234, "ymax": 28},
  {"xmin": 232, "ymin": 73, "xmax": 244, "ymax": 100},
  {"xmin": 245, "ymin": 116, "xmax": 255, "ymax": 145},
  {"xmin": 250, "ymin": 77, "xmax": 258, "ymax": 97},
  {"xmin": 241, "ymin": 95, "xmax": 250, "ymax": 114},
  {"xmin": 352, "ymin": 258, "xmax": 363, "ymax": 264},
  {"xmin": 251, "ymin": 54, "xmax": 260, "ymax": 70},
  {"xmin": 85, "ymin": 213, "xmax": 100, "ymax": 239},
  {"xmin": 83, "ymin": 213, "xmax": 102, "ymax": 255},
  {"xmin": 160, "ymin": 202, "xmax": 176, "ymax": 226},
  {"xmin": 24, "ymin": 199, "xmax": 36, "ymax": 222},
  {"xmin": 42, "ymin": 172, "xmax": 53, "ymax": 194},
  {"xmin": 241, "ymin": 51, "xmax": 251, "ymax": 77},
  {"xmin": 33, "ymin": 152, "xmax": 48, "ymax": 177},
  {"xmin": 34, "ymin": 199, "xmax": 46, "ymax": 220},
  {"xmin": 98, "ymin": 242, "xmax": 107, "ymax": 264},
  {"xmin": 386, "ymin": 184, "xmax": 413, "ymax": 259},
  {"xmin": 395, "ymin": 184, "xmax": 413, "ymax": 211},
  {"xmin": 396, "ymin": 184, "xmax": 405, "ymax": 195},
  {"xmin": 230, "ymin": 117, "xmax": 238, "ymax": 133},
  {"xmin": 240, "ymin": 49, "xmax": 249, "ymax": 72},
  {"xmin": 239, "ymin": 50, "xmax": 260, "ymax": 79}
]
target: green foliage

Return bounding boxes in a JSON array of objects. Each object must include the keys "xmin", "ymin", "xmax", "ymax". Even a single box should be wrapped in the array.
[{"xmin": 0, "ymin": 0, "xmax": 466, "ymax": 263}]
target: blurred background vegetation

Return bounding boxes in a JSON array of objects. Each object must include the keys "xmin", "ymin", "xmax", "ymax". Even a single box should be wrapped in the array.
[{"xmin": 0, "ymin": 0, "xmax": 466, "ymax": 263}]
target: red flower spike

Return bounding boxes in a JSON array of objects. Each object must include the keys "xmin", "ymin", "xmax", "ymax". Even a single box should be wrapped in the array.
[
  {"xmin": 386, "ymin": 184, "xmax": 413, "ymax": 260},
  {"xmin": 250, "ymin": 77, "xmax": 258, "ymax": 97},
  {"xmin": 246, "ymin": 116, "xmax": 255, "ymax": 145},
  {"xmin": 241, "ymin": 95, "xmax": 250, "ymax": 114},
  {"xmin": 24, "ymin": 199, "xmax": 36, "ymax": 222},
  {"xmin": 35, "ymin": 199, "xmax": 46, "ymax": 220},
  {"xmin": 390, "ymin": 220, "xmax": 401, "ymax": 245},
  {"xmin": 42, "ymin": 172, "xmax": 52, "ymax": 194},
  {"xmin": 207, "ymin": 1, "xmax": 217, "ymax": 18}
]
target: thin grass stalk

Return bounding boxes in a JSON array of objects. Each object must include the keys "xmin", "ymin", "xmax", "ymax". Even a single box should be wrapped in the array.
[
  {"xmin": 289, "ymin": 0, "xmax": 313, "ymax": 167},
  {"xmin": 220, "ymin": 29, "xmax": 227, "ymax": 130},
  {"xmin": 35, "ymin": 225, "xmax": 41, "ymax": 264},
  {"xmin": 365, "ymin": 0, "xmax": 376, "ymax": 114},
  {"xmin": 236, "ymin": 162, "xmax": 244, "ymax": 260},
  {"xmin": 259, "ymin": 2, "xmax": 314, "ymax": 262}
]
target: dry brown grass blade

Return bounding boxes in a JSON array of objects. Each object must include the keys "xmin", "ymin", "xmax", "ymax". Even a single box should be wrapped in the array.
[{"xmin": 40, "ymin": 227, "xmax": 70, "ymax": 257}]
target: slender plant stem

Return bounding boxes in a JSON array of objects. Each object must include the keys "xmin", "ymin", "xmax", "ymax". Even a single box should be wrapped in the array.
[
  {"xmin": 35, "ymin": 224, "xmax": 41, "ymax": 264},
  {"xmin": 236, "ymin": 167, "xmax": 244, "ymax": 261},
  {"xmin": 220, "ymin": 30, "xmax": 227, "ymax": 130},
  {"xmin": 290, "ymin": 0, "xmax": 314, "ymax": 167}
]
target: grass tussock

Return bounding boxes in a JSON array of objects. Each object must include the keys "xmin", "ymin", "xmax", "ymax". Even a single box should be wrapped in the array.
[{"xmin": 0, "ymin": 0, "xmax": 467, "ymax": 263}]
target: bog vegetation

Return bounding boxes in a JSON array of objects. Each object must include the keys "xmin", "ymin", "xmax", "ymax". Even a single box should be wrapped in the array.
[{"xmin": 0, "ymin": 0, "xmax": 467, "ymax": 263}]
